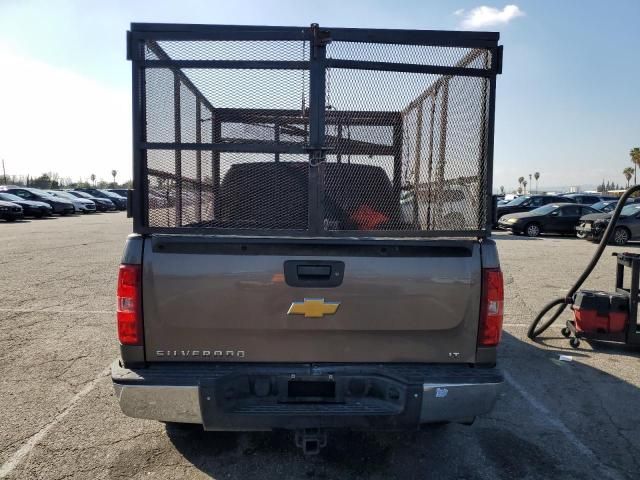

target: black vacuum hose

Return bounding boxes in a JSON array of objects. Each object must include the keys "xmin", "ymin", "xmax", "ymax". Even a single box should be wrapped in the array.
[{"xmin": 527, "ymin": 185, "xmax": 640, "ymax": 340}]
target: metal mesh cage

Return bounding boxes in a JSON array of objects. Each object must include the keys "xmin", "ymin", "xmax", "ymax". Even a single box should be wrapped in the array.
[{"xmin": 129, "ymin": 24, "xmax": 501, "ymax": 237}]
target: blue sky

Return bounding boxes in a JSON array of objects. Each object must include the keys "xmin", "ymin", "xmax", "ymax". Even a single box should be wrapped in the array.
[{"xmin": 0, "ymin": 0, "xmax": 638, "ymax": 191}]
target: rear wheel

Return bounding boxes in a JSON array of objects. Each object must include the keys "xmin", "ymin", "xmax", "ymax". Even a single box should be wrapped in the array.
[
  {"xmin": 612, "ymin": 227, "xmax": 630, "ymax": 246},
  {"xmin": 525, "ymin": 223, "xmax": 540, "ymax": 237}
]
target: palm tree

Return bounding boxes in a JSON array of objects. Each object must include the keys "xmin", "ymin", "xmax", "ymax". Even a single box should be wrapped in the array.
[
  {"xmin": 522, "ymin": 180, "xmax": 528, "ymax": 194},
  {"xmin": 111, "ymin": 170, "xmax": 118, "ymax": 186},
  {"xmin": 517, "ymin": 186, "xmax": 522, "ymax": 194},
  {"xmin": 623, "ymin": 167, "xmax": 634, "ymax": 188},
  {"xmin": 90, "ymin": 173, "xmax": 96, "ymax": 186},
  {"xmin": 518, "ymin": 176, "xmax": 524, "ymax": 193},
  {"xmin": 630, "ymin": 147, "xmax": 640, "ymax": 185},
  {"xmin": 534, "ymin": 172, "xmax": 540, "ymax": 193},
  {"xmin": 499, "ymin": 185, "xmax": 505, "ymax": 195}
]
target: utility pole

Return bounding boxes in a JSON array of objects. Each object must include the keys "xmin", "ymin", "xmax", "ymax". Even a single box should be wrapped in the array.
[
  {"xmin": 1, "ymin": 159, "xmax": 6, "ymax": 185},
  {"xmin": 529, "ymin": 174, "xmax": 532, "ymax": 195}
]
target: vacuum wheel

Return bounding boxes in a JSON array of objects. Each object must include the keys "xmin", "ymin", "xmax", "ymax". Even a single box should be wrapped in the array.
[
  {"xmin": 561, "ymin": 327, "xmax": 571, "ymax": 338},
  {"xmin": 569, "ymin": 337, "xmax": 581, "ymax": 348}
]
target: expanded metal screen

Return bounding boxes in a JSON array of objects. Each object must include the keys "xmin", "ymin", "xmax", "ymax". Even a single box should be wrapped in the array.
[{"xmin": 129, "ymin": 24, "xmax": 501, "ymax": 237}]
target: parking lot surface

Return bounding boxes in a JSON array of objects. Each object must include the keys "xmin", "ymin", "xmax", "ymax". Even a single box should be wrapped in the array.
[{"xmin": 1, "ymin": 214, "xmax": 638, "ymax": 479}]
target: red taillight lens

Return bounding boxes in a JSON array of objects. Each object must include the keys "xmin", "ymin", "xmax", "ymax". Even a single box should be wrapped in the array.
[
  {"xmin": 117, "ymin": 264, "xmax": 142, "ymax": 345},
  {"xmin": 479, "ymin": 268, "xmax": 504, "ymax": 346}
]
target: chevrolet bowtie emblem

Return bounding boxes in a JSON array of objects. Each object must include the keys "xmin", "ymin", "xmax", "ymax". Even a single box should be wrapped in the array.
[{"xmin": 287, "ymin": 298, "xmax": 340, "ymax": 318}]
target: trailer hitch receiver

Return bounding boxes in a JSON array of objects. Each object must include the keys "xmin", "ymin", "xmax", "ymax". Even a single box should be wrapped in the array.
[{"xmin": 295, "ymin": 428, "xmax": 327, "ymax": 455}]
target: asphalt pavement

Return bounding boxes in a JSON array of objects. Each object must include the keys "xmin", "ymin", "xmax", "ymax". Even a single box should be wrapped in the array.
[{"xmin": 0, "ymin": 213, "xmax": 638, "ymax": 479}]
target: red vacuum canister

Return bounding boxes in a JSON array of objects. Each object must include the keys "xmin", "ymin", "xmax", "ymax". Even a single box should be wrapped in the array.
[{"xmin": 572, "ymin": 290, "xmax": 629, "ymax": 334}]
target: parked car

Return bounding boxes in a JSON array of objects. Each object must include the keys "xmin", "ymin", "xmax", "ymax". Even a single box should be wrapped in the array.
[
  {"xmin": 495, "ymin": 195, "xmax": 573, "ymax": 225},
  {"xmin": 590, "ymin": 198, "xmax": 640, "ymax": 213},
  {"xmin": 107, "ymin": 188, "xmax": 129, "ymax": 198},
  {"xmin": 46, "ymin": 190, "xmax": 96, "ymax": 214},
  {"xmin": 75, "ymin": 188, "xmax": 127, "ymax": 211},
  {"xmin": 0, "ymin": 200, "xmax": 24, "ymax": 222},
  {"xmin": 576, "ymin": 203, "xmax": 640, "ymax": 245},
  {"xmin": 400, "ymin": 184, "xmax": 478, "ymax": 230},
  {"xmin": 590, "ymin": 200, "xmax": 618, "ymax": 213},
  {"xmin": 0, "ymin": 192, "xmax": 52, "ymax": 218},
  {"xmin": 66, "ymin": 191, "xmax": 116, "ymax": 211},
  {"xmin": 560, "ymin": 193, "xmax": 616, "ymax": 205},
  {"xmin": 498, "ymin": 203, "xmax": 597, "ymax": 237},
  {"xmin": 0, "ymin": 186, "xmax": 75, "ymax": 215}
]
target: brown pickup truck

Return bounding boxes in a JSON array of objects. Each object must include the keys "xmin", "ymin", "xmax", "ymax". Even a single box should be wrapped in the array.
[{"xmin": 112, "ymin": 22, "xmax": 504, "ymax": 454}]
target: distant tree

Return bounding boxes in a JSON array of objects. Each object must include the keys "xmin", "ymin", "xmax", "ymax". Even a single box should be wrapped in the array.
[
  {"xmin": 48, "ymin": 172, "xmax": 60, "ymax": 187},
  {"xmin": 90, "ymin": 173, "xmax": 96, "ymax": 186},
  {"xmin": 31, "ymin": 173, "xmax": 52, "ymax": 189},
  {"xmin": 111, "ymin": 169, "xmax": 117, "ymax": 186},
  {"xmin": 518, "ymin": 176, "xmax": 524, "ymax": 193},
  {"xmin": 534, "ymin": 172, "xmax": 540, "ymax": 193},
  {"xmin": 630, "ymin": 148, "xmax": 640, "ymax": 185},
  {"xmin": 623, "ymin": 168, "xmax": 633, "ymax": 188},
  {"xmin": 499, "ymin": 185, "xmax": 505, "ymax": 195},
  {"xmin": 522, "ymin": 180, "xmax": 528, "ymax": 194},
  {"xmin": 517, "ymin": 186, "xmax": 522, "ymax": 194}
]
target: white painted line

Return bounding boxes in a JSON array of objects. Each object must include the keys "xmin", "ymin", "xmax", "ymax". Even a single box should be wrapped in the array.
[
  {"xmin": 503, "ymin": 371, "xmax": 625, "ymax": 480},
  {"xmin": 0, "ymin": 368, "xmax": 110, "ymax": 478},
  {"xmin": 0, "ymin": 309, "xmax": 113, "ymax": 314}
]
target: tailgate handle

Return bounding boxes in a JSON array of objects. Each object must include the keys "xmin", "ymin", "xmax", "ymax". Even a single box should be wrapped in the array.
[
  {"xmin": 284, "ymin": 260, "xmax": 345, "ymax": 287},
  {"xmin": 297, "ymin": 265, "xmax": 331, "ymax": 279}
]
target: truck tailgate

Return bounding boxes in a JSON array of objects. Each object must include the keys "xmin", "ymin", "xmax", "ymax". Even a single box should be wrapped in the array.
[{"xmin": 142, "ymin": 237, "xmax": 482, "ymax": 363}]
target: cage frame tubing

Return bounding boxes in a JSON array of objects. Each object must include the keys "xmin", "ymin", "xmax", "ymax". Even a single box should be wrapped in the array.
[
  {"xmin": 131, "ymin": 37, "xmax": 146, "ymax": 233},
  {"xmin": 173, "ymin": 72, "xmax": 183, "ymax": 226},
  {"xmin": 133, "ymin": 225, "xmax": 487, "ymax": 238},
  {"xmin": 139, "ymin": 59, "xmax": 494, "ymax": 77},
  {"xmin": 307, "ymin": 25, "xmax": 326, "ymax": 235},
  {"xmin": 195, "ymin": 99, "xmax": 202, "ymax": 223},
  {"xmin": 141, "ymin": 142, "xmax": 397, "ymax": 156},
  {"xmin": 129, "ymin": 23, "xmax": 499, "ymax": 49},
  {"xmin": 483, "ymin": 48, "xmax": 499, "ymax": 233}
]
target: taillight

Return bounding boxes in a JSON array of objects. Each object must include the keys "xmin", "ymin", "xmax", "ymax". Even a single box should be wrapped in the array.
[
  {"xmin": 479, "ymin": 268, "xmax": 504, "ymax": 346},
  {"xmin": 117, "ymin": 264, "xmax": 142, "ymax": 345}
]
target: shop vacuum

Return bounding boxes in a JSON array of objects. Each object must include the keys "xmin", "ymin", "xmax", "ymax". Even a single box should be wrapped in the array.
[{"xmin": 528, "ymin": 186, "xmax": 640, "ymax": 348}]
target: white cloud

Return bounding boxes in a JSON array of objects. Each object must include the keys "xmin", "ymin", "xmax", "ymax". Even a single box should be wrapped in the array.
[
  {"xmin": 0, "ymin": 43, "xmax": 131, "ymax": 182},
  {"xmin": 459, "ymin": 5, "xmax": 525, "ymax": 28},
  {"xmin": 453, "ymin": 8, "xmax": 465, "ymax": 16}
]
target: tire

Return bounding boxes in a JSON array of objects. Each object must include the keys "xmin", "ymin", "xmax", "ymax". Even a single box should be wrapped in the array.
[
  {"xmin": 6, "ymin": 217, "xmax": 16, "ymax": 222},
  {"xmin": 561, "ymin": 327, "xmax": 571, "ymax": 338},
  {"xmin": 525, "ymin": 223, "xmax": 541, "ymax": 237},
  {"xmin": 569, "ymin": 337, "xmax": 581, "ymax": 348},
  {"xmin": 612, "ymin": 227, "xmax": 630, "ymax": 246},
  {"xmin": 35, "ymin": 211, "xmax": 44, "ymax": 218}
]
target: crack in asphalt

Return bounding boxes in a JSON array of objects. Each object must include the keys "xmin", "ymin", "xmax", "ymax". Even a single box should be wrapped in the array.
[{"xmin": 0, "ymin": 368, "xmax": 110, "ymax": 479}]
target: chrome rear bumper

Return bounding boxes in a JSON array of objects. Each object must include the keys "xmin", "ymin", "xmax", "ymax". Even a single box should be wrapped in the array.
[{"xmin": 112, "ymin": 360, "xmax": 502, "ymax": 427}]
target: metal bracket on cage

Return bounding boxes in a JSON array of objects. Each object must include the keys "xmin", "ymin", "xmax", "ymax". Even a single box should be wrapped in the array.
[
  {"xmin": 310, "ymin": 23, "xmax": 332, "ymax": 58},
  {"xmin": 305, "ymin": 147, "xmax": 333, "ymax": 166}
]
